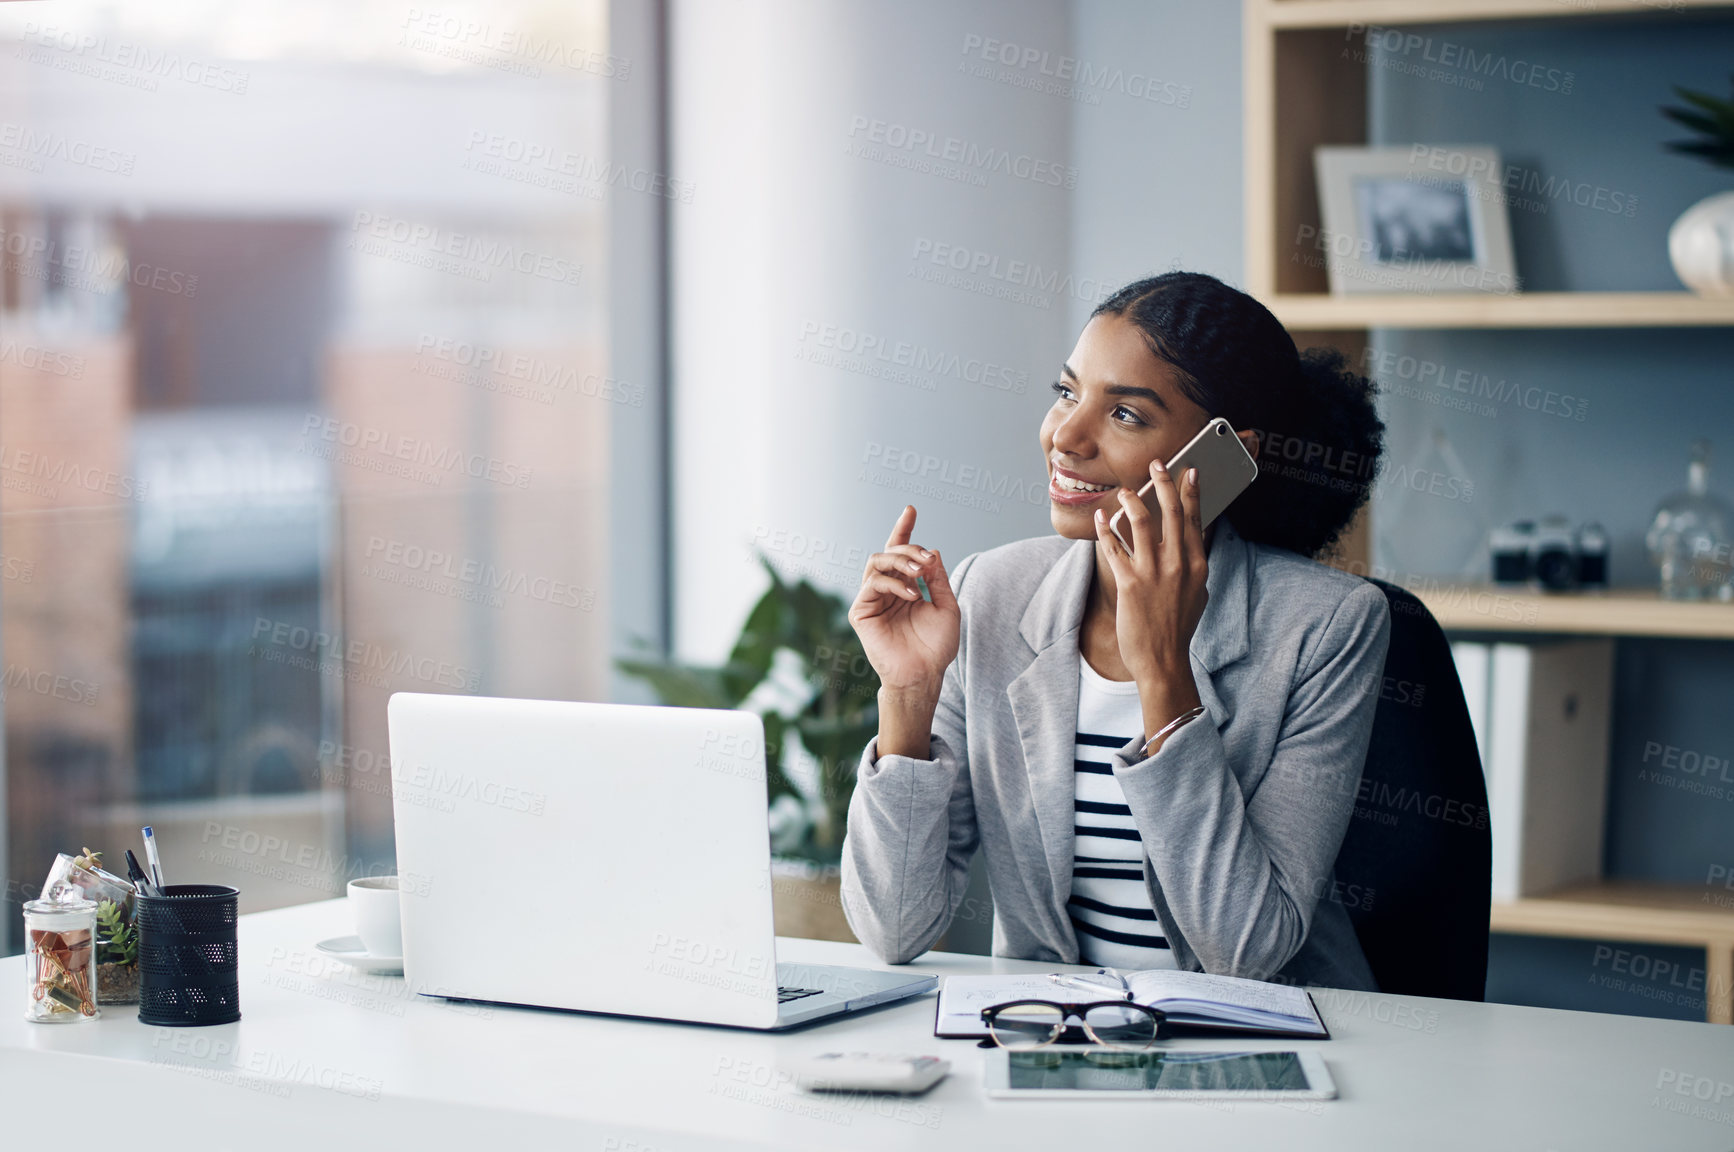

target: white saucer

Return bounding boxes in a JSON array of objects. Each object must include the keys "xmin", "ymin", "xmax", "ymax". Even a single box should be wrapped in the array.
[{"xmin": 315, "ymin": 935, "xmax": 404, "ymax": 975}]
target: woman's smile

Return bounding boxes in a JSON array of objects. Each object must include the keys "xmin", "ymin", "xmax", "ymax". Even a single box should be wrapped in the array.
[{"xmin": 1049, "ymin": 463, "xmax": 1120, "ymax": 506}]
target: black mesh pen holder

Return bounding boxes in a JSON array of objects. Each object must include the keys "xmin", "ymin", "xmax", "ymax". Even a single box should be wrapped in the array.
[{"xmin": 136, "ymin": 884, "xmax": 241, "ymax": 1026}]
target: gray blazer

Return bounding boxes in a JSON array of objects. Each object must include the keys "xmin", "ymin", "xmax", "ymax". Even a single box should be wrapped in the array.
[{"xmin": 839, "ymin": 519, "xmax": 1389, "ymax": 991}]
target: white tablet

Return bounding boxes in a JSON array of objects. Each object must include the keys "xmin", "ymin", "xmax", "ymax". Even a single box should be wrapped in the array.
[{"xmin": 983, "ymin": 1048, "xmax": 1337, "ymax": 1100}]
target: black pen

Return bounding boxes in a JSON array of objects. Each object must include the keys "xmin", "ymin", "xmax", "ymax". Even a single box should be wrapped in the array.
[{"xmin": 125, "ymin": 849, "xmax": 159, "ymax": 898}]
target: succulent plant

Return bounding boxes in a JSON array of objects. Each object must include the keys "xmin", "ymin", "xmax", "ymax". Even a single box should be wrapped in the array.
[
  {"xmin": 96, "ymin": 899, "xmax": 138, "ymax": 967},
  {"xmin": 1662, "ymin": 76, "xmax": 1734, "ymax": 170}
]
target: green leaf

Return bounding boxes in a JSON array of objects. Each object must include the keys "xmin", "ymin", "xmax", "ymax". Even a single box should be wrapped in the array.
[
  {"xmin": 1665, "ymin": 141, "xmax": 1734, "ymax": 169},
  {"xmin": 613, "ymin": 659, "xmax": 738, "ymax": 709},
  {"xmin": 1673, "ymin": 85, "xmax": 1734, "ymax": 125},
  {"xmin": 1663, "ymin": 108, "xmax": 1724, "ymax": 136},
  {"xmin": 1661, "ymin": 77, "xmax": 1734, "ymax": 169},
  {"xmin": 793, "ymin": 713, "xmax": 879, "ymax": 743},
  {"xmin": 759, "ymin": 711, "xmax": 801, "ymax": 804},
  {"xmin": 724, "ymin": 575, "xmax": 788, "ymax": 699},
  {"xmin": 787, "ymin": 580, "xmax": 844, "ymax": 655},
  {"xmin": 95, "ymin": 898, "xmax": 138, "ymax": 966}
]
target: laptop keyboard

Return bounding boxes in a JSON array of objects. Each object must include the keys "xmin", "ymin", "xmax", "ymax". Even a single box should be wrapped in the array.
[{"xmin": 777, "ymin": 986, "xmax": 824, "ymax": 1004}]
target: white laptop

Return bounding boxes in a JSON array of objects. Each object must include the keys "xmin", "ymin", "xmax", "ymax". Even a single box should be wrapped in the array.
[{"xmin": 387, "ymin": 692, "xmax": 936, "ymax": 1029}]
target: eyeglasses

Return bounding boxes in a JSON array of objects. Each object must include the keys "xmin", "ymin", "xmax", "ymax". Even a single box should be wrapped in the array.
[{"xmin": 979, "ymin": 999, "xmax": 1165, "ymax": 1050}]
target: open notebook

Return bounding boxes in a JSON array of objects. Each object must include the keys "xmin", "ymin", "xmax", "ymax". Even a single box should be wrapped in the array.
[{"xmin": 934, "ymin": 970, "xmax": 1329, "ymax": 1040}]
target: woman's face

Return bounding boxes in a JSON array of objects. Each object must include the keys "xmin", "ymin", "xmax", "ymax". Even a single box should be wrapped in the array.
[{"xmin": 1040, "ymin": 312, "xmax": 1213, "ymax": 540}]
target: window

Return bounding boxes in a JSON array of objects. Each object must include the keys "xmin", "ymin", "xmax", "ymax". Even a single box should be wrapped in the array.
[{"xmin": 0, "ymin": 0, "xmax": 622, "ymax": 947}]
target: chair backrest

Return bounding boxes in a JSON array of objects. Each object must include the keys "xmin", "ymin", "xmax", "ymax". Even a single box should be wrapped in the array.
[{"xmin": 1331, "ymin": 578, "xmax": 1492, "ymax": 1002}]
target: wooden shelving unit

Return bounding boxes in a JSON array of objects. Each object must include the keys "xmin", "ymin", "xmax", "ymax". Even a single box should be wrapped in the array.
[
  {"xmin": 1421, "ymin": 582, "xmax": 1734, "ymax": 1023},
  {"xmin": 1268, "ymin": 292, "xmax": 1734, "ymax": 331},
  {"xmin": 1492, "ymin": 883, "xmax": 1734, "ymax": 1024},
  {"xmin": 1245, "ymin": 0, "xmax": 1734, "ymax": 1023},
  {"xmin": 1245, "ymin": 0, "xmax": 1734, "ymax": 315},
  {"xmin": 1264, "ymin": 0, "xmax": 1734, "ymax": 29},
  {"xmin": 1413, "ymin": 586, "xmax": 1734, "ymax": 639}
]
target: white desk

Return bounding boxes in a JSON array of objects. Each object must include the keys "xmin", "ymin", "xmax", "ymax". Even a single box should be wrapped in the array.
[{"xmin": 4, "ymin": 899, "xmax": 1732, "ymax": 1150}]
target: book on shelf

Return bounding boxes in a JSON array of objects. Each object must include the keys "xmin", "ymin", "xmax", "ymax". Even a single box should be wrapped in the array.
[
  {"xmin": 1451, "ymin": 640, "xmax": 1492, "ymax": 772},
  {"xmin": 1451, "ymin": 639, "xmax": 1614, "ymax": 902}
]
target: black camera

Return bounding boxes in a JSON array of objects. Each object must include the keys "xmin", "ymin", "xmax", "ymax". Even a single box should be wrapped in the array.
[{"xmin": 1489, "ymin": 518, "xmax": 1608, "ymax": 591}]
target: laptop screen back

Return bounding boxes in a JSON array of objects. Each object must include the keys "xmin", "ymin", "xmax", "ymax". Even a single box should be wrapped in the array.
[{"xmin": 388, "ymin": 692, "xmax": 780, "ymax": 1027}]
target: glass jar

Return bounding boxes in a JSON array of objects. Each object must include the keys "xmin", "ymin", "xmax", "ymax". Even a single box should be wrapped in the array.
[
  {"xmin": 24, "ymin": 899, "xmax": 100, "ymax": 1023},
  {"xmin": 42, "ymin": 851, "xmax": 135, "ymax": 911},
  {"xmin": 1647, "ymin": 440, "xmax": 1734, "ymax": 601}
]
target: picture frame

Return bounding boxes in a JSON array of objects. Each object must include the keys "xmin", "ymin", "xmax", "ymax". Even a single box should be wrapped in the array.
[{"xmin": 1312, "ymin": 144, "xmax": 1518, "ymax": 296}]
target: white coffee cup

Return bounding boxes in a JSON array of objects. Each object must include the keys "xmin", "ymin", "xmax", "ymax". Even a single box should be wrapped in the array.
[{"xmin": 348, "ymin": 876, "xmax": 402, "ymax": 958}]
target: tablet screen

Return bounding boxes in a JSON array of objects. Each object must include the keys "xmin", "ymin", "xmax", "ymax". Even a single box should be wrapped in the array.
[{"xmin": 1005, "ymin": 1050, "xmax": 1311, "ymax": 1093}]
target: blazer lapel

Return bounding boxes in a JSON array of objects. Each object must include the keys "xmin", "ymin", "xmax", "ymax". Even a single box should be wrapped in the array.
[
  {"xmin": 1189, "ymin": 519, "xmax": 1252, "ymax": 729},
  {"xmin": 1005, "ymin": 539, "xmax": 1093, "ymax": 951},
  {"xmin": 1002, "ymin": 524, "xmax": 1256, "ymax": 953}
]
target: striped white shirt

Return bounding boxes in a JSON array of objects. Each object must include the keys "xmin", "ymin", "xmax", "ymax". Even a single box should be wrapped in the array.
[{"xmin": 1070, "ymin": 652, "xmax": 1177, "ymax": 970}]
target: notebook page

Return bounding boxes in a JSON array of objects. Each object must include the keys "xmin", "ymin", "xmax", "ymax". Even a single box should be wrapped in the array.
[
  {"xmin": 1124, "ymin": 970, "xmax": 1318, "ymax": 1023},
  {"xmin": 934, "ymin": 974, "xmax": 1075, "ymax": 1033}
]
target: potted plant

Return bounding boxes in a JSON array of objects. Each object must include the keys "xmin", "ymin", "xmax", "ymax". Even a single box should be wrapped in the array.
[
  {"xmin": 1662, "ymin": 75, "xmax": 1734, "ymax": 295},
  {"xmin": 58, "ymin": 848, "xmax": 141, "ymax": 1003},
  {"xmin": 617, "ymin": 551, "xmax": 880, "ymax": 940},
  {"xmin": 95, "ymin": 897, "xmax": 140, "ymax": 1003}
]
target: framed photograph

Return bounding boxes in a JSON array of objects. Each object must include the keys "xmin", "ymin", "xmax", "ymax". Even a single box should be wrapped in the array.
[{"xmin": 1312, "ymin": 145, "xmax": 1517, "ymax": 296}]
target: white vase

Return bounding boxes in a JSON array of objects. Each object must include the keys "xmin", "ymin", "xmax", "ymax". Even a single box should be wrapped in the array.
[{"xmin": 1669, "ymin": 191, "xmax": 1734, "ymax": 295}]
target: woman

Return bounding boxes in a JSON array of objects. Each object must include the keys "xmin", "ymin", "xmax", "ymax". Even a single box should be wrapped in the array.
[{"xmin": 839, "ymin": 271, "xmax": 1389, "ymax": 991}]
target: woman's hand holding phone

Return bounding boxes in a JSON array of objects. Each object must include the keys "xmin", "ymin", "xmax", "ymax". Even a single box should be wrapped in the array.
[
  {"xmin": 1092, "ymin": 459, "xmax": 1208, "ymax": 747},
  {"xmin": 849, "ymin": 505, "xmax": 959, "ymax": 760}
]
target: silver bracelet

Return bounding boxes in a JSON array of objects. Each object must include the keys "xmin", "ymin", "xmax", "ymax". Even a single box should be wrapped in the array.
[{"xmin": 1140, "ymin": 704, "xmax": 1206, "ymax": 758}]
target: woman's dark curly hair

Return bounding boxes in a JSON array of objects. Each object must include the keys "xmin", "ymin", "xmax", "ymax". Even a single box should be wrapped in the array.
[{"xmin": 1091, "ymin": 272, "xmax": 1384, "ymax": 559}]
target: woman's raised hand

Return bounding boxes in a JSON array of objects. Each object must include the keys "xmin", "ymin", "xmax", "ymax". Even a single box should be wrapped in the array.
[{"xmin": 848, "ymin": 505, "xmax": 960, "ymax": 697}]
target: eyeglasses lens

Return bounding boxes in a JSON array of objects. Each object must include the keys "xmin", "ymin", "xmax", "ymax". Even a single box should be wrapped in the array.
[
  {"xmin": 1083, "ymin": 1004, "xmax": 1158, "ymax": 1048},
  {"xmin": 988, "ymin": 1003, "xmax": 1065, "ymax": 1049}
]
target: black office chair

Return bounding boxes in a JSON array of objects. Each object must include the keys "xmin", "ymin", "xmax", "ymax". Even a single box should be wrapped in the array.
[{"xmin": 1330, "ymin": 578, "xmax": 1492, "ymax": 1002}]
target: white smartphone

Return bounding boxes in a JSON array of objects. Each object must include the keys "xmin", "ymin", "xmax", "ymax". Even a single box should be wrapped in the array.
[
  {"xmin": 1108, "ymin": 416, "xmax": 1259, "ymax": 553},
  {"xmin": 982, "ymin": 1048, "xmax": 1337, "ymax": 1100}
]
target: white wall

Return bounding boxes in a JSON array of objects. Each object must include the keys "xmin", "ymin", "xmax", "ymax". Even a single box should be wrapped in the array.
[
  {"xmin": 671, "ymin": 0, "xmax": 1073, "ymax": 660},
  {"xmin": 669, "ymin": 0, "xmax": 1244, "ymax": 662},
  {"xmin": 1066, "ymin": 1, "xmax": 1243, "ymax": 333}
]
